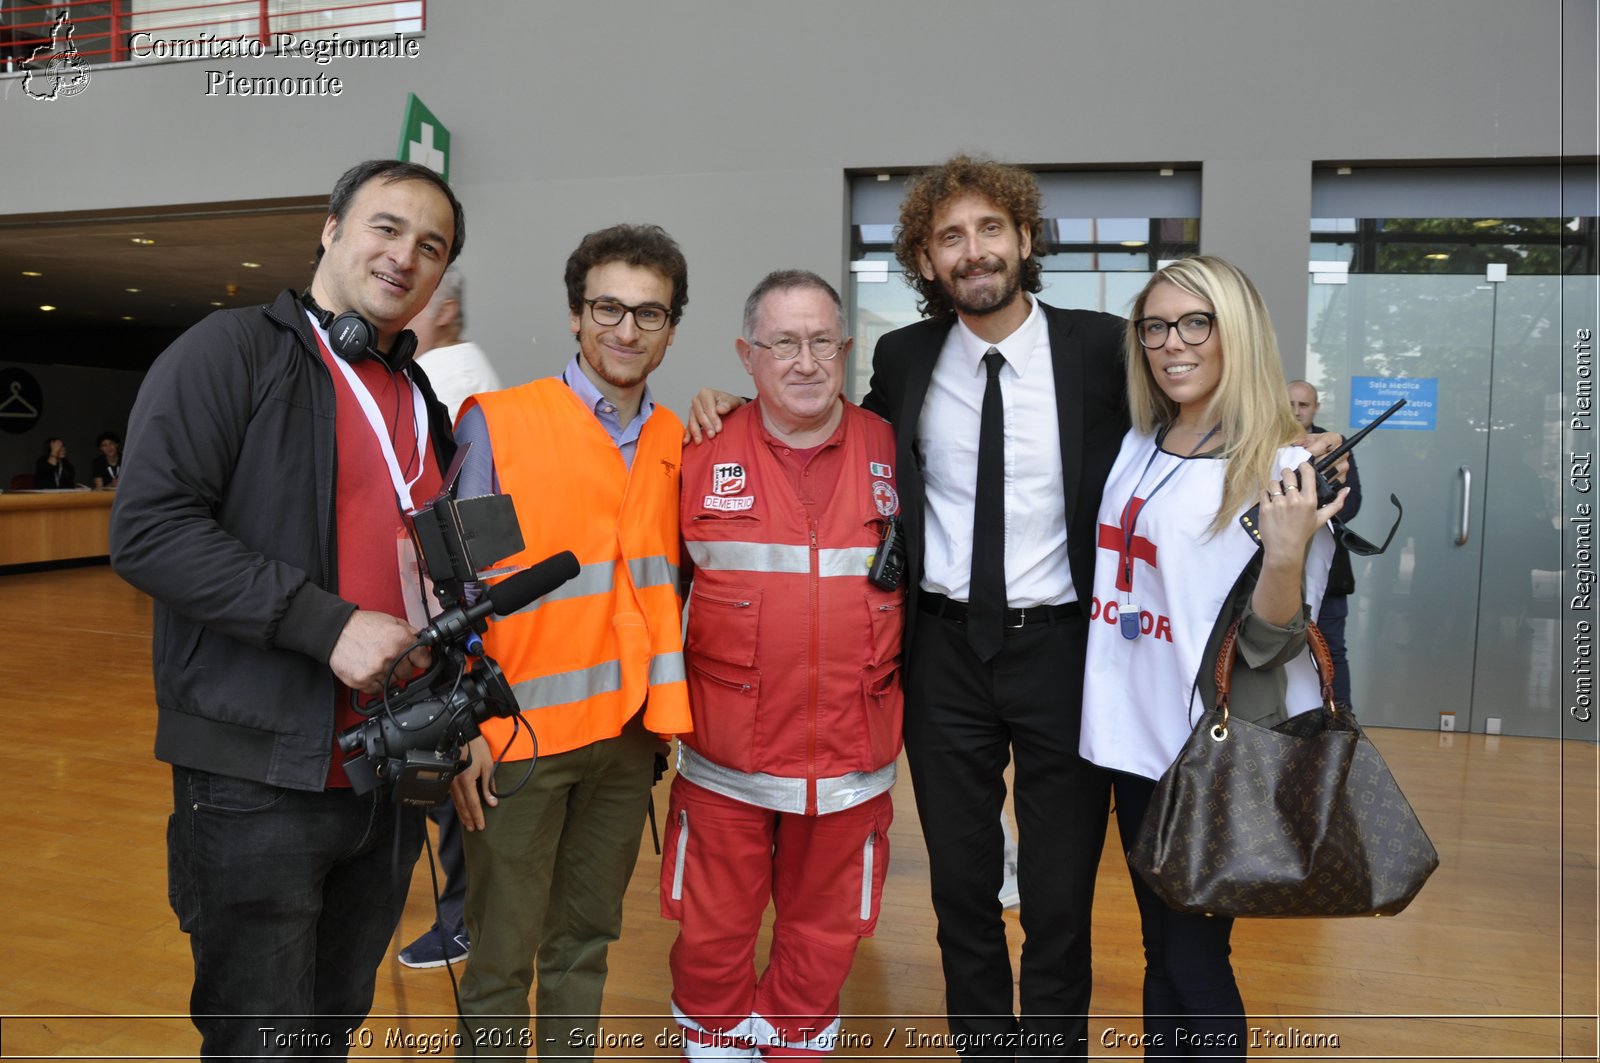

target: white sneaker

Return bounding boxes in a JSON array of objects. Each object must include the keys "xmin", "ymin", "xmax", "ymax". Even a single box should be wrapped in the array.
[{"xmin": 998, "ymin": 866, "xmax": 1020, "ymax": 910}]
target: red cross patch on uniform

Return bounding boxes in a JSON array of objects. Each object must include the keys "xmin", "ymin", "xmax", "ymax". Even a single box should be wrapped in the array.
[{"xmin": 872, "ymin": 480, "xmax": 899, "ymax": 517}]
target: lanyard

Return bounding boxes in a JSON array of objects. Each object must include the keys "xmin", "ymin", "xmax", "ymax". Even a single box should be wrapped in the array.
[
  {"xmin": 1118, "ymin": 425, "xmax": 1219, "ymax": 593},
  {"xmin": 310, "ymin": 316, "xmax": 429, "ymax": 510}
]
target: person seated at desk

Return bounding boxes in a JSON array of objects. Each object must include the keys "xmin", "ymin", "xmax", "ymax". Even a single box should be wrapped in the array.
[
  {"xmin": 34, "ymin": 437, "xmax": 77, "ymax": 489},
  {"xmin": 91, "ymin": 431, "xmax": 122, "ymax": 491}
]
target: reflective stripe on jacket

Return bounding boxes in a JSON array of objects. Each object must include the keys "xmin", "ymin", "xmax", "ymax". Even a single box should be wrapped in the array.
[
  {"xmin": 680, "ymin": 401, "xmax": 905, "ymax": 814},
  {"xmin": 466, "ymin": 378, "xmax": 690, "ymax": 760}
]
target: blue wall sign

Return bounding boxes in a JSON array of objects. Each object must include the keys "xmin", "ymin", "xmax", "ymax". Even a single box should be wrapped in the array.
[{"xmin": 1350, "ymin": 376, "xmax": 1437, "ymax": 431}]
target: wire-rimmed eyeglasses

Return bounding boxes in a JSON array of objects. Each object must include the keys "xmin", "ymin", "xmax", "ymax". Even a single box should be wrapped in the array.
[{"xmin": 747, "ymin": 336, "xmax": 844, "ymax": 361}]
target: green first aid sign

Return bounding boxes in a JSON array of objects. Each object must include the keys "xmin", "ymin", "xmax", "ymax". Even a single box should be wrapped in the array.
[{"xmin": 398, "ymin": 94, "xmax": 450, "ymax": 180}]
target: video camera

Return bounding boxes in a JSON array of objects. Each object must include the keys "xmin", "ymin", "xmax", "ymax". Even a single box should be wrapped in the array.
[{"xmin": 336, "ymin": 451, "xmax": 579, "ymax": 805}]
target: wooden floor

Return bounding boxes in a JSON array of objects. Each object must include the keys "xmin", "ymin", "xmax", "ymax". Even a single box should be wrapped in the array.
[{"xmin": 1, "ymin": 565, "xmax": 1595, "ymax": 1061}]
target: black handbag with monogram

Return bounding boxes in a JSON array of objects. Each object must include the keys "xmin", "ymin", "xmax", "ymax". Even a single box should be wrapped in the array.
[{"xmin": 1127, "ymin": 619, "xmax": 1439, "ymax": 918}]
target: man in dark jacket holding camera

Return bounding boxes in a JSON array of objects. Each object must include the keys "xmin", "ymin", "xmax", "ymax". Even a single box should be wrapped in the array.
[{"xmin": 111, "ymin": 158, "xmax": 463, "ymax": 1059}]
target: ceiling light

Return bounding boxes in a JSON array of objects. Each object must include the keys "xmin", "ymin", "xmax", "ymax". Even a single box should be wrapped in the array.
[
  {"xmin": 210, "ymin": 301, "xmax": 224, "ymax": 307},
  {"xmin": 122, "ymin": 315, "xmax": 135, "ymax": 321},
  {"xmin": 21, "ymin": 270, "xmax": 42, "ymax": 277},
  {"xmin": 40, "ymin": 305, "xmax": 56, "ymax": 311},
  {"xmin": 241, "ymin": 261, "xmax": 262, "ymax": 268},
  {"xmin": 130, "ymin": 237, "xmax": 155, "ymax": 245},
  {"xmin": 125, "ymin": 287, "xmax": 141, "ymax": 293}
]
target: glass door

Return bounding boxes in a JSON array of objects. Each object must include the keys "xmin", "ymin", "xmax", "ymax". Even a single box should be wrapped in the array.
[{"xmin": 1306, "ymin": 272, "xmax": 1573, "ymax": 737}]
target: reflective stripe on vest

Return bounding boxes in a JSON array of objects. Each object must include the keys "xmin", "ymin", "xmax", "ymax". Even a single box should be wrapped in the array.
[
  {"xmin": 511, "ymin": 650, "xmax": 687, "ymax": 711},
  {"xmin": 630, "ymin": 554, "xmax": 679, "ymax": 590},
  {"xmin": 686, "ymin": 540, "xmax": 874, "ymax": 578},
  {"xmin": 504, "ymin": 555, "xmax": 678, "ymax": 616}
]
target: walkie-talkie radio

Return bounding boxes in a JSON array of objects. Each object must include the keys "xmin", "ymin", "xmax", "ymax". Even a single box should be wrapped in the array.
[
  {"xmin": 868, "ymin": 516, "xmax": 906, "ymax": 590},
  {"xmin": 1238, "ymin": 398, "xmax": 1407, "ymax": 555}
]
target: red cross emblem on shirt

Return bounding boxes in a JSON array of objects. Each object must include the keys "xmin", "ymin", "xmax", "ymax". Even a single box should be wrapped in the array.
[{"xmin": 1097, "ymin": 497, "xmax": 1158, "ymax": 593}]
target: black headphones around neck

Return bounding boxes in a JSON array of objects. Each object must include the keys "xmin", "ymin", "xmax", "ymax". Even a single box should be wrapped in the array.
[{"xmin": 299, "ymin": 292, "xmax": 418, "ymax": 371}]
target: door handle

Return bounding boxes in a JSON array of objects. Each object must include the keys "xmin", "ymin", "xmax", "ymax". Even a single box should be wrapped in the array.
[{"xmin": 1455, "ymin": 465, "xmax": 1471, "ymax": 546}]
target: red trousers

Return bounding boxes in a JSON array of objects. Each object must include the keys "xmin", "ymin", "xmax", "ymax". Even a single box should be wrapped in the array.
[{"xmin": 660, "ymin": 776, "xmax": 892, "ymax": 1060}]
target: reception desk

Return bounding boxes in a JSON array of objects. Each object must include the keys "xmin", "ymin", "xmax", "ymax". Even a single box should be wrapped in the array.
[{"xmin": 0, "ymin": 490, "xmax": 115, "ymax": 567}]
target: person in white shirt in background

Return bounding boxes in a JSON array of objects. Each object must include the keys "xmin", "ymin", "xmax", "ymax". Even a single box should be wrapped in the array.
[
  {"xmin": 411, "ymin": 265, "xmax": 503, "ymax": 422},
  {"xmin": 394, "ymin": 263, "xmax": 502, "ymax": 971}
]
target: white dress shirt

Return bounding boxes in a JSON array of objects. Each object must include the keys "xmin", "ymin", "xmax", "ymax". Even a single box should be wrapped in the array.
[{"xmin": 916, "ymin": 295, "xmax": 1076, "ymax": 607}]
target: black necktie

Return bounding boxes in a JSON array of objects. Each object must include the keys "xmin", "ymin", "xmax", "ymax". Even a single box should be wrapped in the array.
[{"xmin": 968, "ymin": 349, "xmax": 1007, "ymax": 661}]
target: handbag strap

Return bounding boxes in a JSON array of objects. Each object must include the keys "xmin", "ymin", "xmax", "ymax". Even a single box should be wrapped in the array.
[{"xmin": 1213, "ymin": 616, "xmax": 1337, "ymax": 731}]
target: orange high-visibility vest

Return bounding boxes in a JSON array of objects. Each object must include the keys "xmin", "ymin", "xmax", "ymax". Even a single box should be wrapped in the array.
[{"xmin": 464, "ymin": 379, "xmax": 690, "ymax": 760}]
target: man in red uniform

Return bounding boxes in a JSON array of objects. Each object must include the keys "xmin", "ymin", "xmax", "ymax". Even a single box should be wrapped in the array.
[{"xmin": 664, "ymin": 270, "xmax": 905, "ymax": 1060}]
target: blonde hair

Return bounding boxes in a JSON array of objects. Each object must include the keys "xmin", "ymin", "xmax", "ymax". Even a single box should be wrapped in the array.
[{"xmin": 1126, "ymin": 256, "xmax": 1304, "ymax": 535}]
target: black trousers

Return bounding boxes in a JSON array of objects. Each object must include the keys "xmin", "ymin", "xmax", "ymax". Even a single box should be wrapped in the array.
[
  {"xmin": 1112, "ymin": 773, "xmax": 1246, "ymax": 1061},
  {"xmin": 904, "ymin": 607, "xmax": 1110, "ymax": 1061}
]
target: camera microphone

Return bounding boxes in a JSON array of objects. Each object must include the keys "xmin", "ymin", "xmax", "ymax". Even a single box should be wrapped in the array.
[{"xmin": 417, "ymin": 550, "xmax": 581, "ymax": 649}]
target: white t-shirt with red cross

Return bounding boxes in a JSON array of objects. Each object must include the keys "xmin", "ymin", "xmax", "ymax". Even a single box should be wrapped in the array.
[{"xmin": 1081, "ymin": 429, "xmax": 1334, "ymax": 781}]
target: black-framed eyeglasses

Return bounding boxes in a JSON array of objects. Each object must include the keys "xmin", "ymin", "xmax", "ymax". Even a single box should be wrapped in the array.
[
  {"xmin": 748, "ymin": 336, "xmax": 844, "ymax": 361},
  {"xmin": 584, "ymin": 298, "xmax": 671, "ymax": 332},
  {"xmin": 1134, "ymin": 311, "xmax": 1215, "ymax": 349}
]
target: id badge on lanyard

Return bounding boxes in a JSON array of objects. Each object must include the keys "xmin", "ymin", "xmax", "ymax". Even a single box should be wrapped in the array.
[{"xmin": 1117, "ymin": 427, "xmax": 1217, "ymax": 641}]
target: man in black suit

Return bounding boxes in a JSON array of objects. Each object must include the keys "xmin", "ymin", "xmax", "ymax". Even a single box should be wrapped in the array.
[
  {"xmin": 859, "ymin": 155, "xmax": 1127, "ymax": 1060},
  {"xmin": 1288, "ymin": 379, "xmax": 1362, "ymax": 707}
]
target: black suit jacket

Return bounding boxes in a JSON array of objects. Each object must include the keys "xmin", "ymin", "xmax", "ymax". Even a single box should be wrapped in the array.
[
  {"xmin": 861, "ymin": 300, "xmax": 1130, "ymax": 659},
  {"xmin": 1310, "ymin": 421, "xmax": 1362, "ymax": 596}
]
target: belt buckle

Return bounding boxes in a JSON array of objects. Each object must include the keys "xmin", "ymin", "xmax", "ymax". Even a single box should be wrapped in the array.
[{"xmin": 1007, "ymin": 608, "xmax": 1027, "ymax": 630}]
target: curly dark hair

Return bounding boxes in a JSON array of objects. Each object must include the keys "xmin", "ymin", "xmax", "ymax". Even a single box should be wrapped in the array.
[
  {"xmin": 563, "ymin": 224, "xmax": 689, "ymax": 325},
  {"xmin": 893, "ymin": 154, "xmax": 1045, "ymax": 321}
]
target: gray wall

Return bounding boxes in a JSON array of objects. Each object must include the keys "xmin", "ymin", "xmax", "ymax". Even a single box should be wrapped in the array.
[{"xmin": 3, "ymin": 0, "xmax": 1594, "ymax": 415}]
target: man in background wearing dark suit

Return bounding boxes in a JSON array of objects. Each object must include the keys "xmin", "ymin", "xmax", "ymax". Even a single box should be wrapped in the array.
[
  {"xmin": 861, "ymin": 155, "xmax": 1129, "ymax": 1059},
  {"xmin": 1288, "ymin": 379, "xmax": 1362, "ymax": 707}
]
